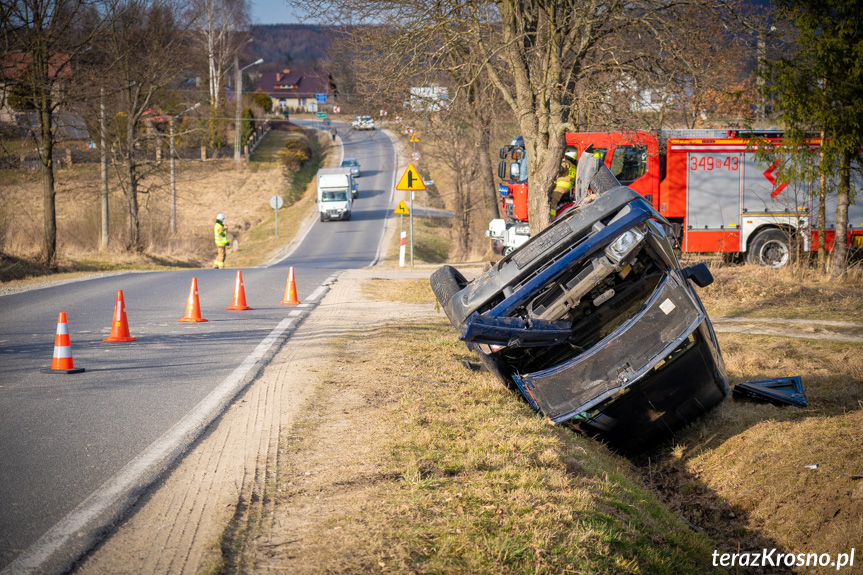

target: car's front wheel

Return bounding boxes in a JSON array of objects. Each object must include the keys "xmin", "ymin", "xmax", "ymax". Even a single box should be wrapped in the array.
[{"xmin": 430, "ymin": 265, "xmax": 469, "ymax": 327}]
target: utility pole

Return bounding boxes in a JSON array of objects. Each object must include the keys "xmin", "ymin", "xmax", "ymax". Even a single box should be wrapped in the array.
[
  {"xmin": 170, "ymin": 116, "xmax": 177, "ymax": 234},
  {"xmin": 234, "ymin": 55, "xmax": 241, "ymax": 163},
  {"xmin": 234, "ymin": 57, "xmax": 264, "ymax": 163},
  {"xmin": 100, "ymin": 87, "xmax": 109, "ymax": 249}
]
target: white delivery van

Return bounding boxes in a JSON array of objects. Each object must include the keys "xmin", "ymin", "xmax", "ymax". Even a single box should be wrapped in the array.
[{"xmin": 317, "ymin": 168, "xmax": 354, "ymax": 221}]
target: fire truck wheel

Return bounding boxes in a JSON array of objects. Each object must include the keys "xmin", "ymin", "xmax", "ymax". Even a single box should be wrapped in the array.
[
  {"xmin": 502, "ymin": 246, "xmax": 515, "ymax": 256},
  {"xmin": 747, "ymin": 229, "xmax": 792, "ymax": 268}
]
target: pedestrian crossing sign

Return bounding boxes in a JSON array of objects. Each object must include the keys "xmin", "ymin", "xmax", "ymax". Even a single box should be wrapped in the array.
[
  {"xmin": 394, "ymin": 200, "xmax": 410, "ymax": 214},
  {"xmin": 396, "ymin": 163, "xmax": 426, "ymax": 191}
]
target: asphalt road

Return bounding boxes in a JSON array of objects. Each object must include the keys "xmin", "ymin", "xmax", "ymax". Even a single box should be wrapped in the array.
[{"xmin": 0, "ymin": 122, "xmax": 396, "ymax": 572}]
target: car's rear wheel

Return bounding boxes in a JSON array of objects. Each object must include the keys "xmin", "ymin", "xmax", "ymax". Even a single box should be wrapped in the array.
[{"xmin": 747, "ymin": 229, "xmax": 793, "ymax": 268}]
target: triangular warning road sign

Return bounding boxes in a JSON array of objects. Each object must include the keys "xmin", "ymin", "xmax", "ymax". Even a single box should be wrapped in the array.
[
  {"xmin": 396, "ymin": 163, "xmax": 426, "ymax": 191},
  {"xmin": 394, "ymin": 200, "xmax": 410, "ymax": 215},
  {"xmin": 732, "ymin": 376, "xmax": 807, "ymax": 407},
  {"xmin": 409, "ymin": 133, "xmax": 419, "ymax": 143}
]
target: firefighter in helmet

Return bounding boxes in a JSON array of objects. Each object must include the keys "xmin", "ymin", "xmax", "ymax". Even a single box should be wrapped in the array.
[
  {"xmin": 213, "ymin": 213, "xmax": 229, "ymax": 269},
  {"xmin": 549, "ymin": 147, "xmax": 579, "ymax": 218}
]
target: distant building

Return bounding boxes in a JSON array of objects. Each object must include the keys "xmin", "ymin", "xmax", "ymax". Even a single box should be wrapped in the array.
[
  {"xmin": 409, "ymin": 85, "xmax": 449, "ymax": 112},
  {"xmin": 255, "ymin": 69, "xmax": 337, "ymax": 113},
  {"xmin": 0, "ymin": 52, "xmax": 71, "ymax": 123}
]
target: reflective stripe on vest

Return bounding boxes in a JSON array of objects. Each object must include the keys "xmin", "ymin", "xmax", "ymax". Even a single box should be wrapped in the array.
[{"xmin": 214, "ymin": 222, "xmax": 229, "ymax": 246}]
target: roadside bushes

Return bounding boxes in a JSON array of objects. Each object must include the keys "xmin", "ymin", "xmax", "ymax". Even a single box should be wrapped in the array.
[{"xmin": 280, "ymin": 134, "xmax": 312, "ymax": 171}]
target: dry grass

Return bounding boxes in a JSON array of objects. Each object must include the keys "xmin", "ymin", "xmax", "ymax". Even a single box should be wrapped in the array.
[
  {"xmin": 361, "ymin": 278, "xmax": 437, "ymax": 304},
  {"xmin": 640, "ymin": 332, "xmax": 863, "ymax": 571},
  {"xmin": 0, "ymin": 128, "xmax": 333, "ymax": 280},
  {"xmin": 240, "ymin": 319, "xmax": 715, "ymax": 574},
  {"xmin": 692, "ymin": 261, "xmax": 863, "ymax": 321},
  {"xmin": 378, "ymin": 215, "xmax": 453, "ymax": 267}
]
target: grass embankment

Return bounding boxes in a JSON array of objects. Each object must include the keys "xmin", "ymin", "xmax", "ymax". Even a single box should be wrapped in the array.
[
  {"xmin": 229, "ymin": 129, "xmax": 331, "ymax": 268},
  {"xmin": 641, "ymin": 265, "xmax": 863, "ymax": 568},
  {"xmin": 226, "ymin": 268, "xmax": 862, "ymax": 574},
  {"xmin": 229, "ymin": 280, "xmax": 715, "ymax": 573}
]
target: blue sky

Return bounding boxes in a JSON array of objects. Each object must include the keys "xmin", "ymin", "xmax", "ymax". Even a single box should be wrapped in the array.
[{"xmin": 248, "ymin": 0, "xmax": 305, "ymax": 25}]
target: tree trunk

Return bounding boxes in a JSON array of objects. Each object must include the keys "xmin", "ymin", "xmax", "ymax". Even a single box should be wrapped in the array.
[
  {"xmin": 474, "ymin": 114, "xmax": 500, "ymax": 221},
  {"xmin": 831, "ymin": 149, "xmax": 850, "ymax": 278},
  {"xmin": 521, "ymin": 119, "xmax": 565, "ymax": 232},
  {"xmin": 817, "ymin": 131, "xmax": 827, "ymax": 273},
  {"xmin": 39, "ymin": 105, "xmax": 57, "ymax": 267},
  {"xmin": 125, "ymin": 118, "xmax": 140, "ymax": 250}
]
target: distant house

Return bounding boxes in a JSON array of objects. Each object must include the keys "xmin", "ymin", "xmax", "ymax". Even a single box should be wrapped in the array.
[
  {"xmin": 256, "ymin": 69, "xmax": 337, "ymax": 113},
  {"xmin": 0, "ymin": 53, "xmax": 71, "ymax": 123}
]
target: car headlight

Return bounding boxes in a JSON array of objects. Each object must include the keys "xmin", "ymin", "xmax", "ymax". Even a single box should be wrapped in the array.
[
  {"xmin": 605, "ymin": 225, "xmax": 645, "ymax": 263},
  {"xmin": 514, "ymin": 224, "xmax": 530, "ymax": 236}
]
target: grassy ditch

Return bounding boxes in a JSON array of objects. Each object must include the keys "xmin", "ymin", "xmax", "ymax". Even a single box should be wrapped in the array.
[
  {"xmin": 225, "ymin": 278, "xmax": 718, "ymax": 574},
  {"xmin": 380, "ymin": 214, "xmax": 452, "ymax": 266},
  {"xmin": 639, "ymin": 331, "xmax": 863, "ymax": 568},
  {"xmin": 224, "ymin": 271, "xmax": 862, "ymax": 574}
]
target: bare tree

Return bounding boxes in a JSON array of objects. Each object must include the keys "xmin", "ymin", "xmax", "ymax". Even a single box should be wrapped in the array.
[
  {"xmin": 99, "ymin": 0, "xmax": 196, "ymax": 251},
  {"xmin": 296, "ymin": 0, "xmax": 751, "ymax": 233},
  {"xmin": 193, "ymin": 0, "xmax": 249, "ymax": 146},
  {"xmin": 1, "ymin": 0, "xmax": 112, "ymax": 265}
]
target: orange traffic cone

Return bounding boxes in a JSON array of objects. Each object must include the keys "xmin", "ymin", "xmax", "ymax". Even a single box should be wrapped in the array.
[
  {"xmin": 280, "ymin": 267, "xmax": 301, "ymax": 305},
  {"xmin": 226, "ymin": 270, "xmax": 253, "ymax": 310},
  {"xmin": 41, "ymin": 312, "xmax": 85, "ymax": 374},
  {"xmin": 104, "ymin": 290, "xmax": 137, "ymax": 342},
  {"xmin": 178, "ymin": 277, "xmax": 208, "ymax": 322}
]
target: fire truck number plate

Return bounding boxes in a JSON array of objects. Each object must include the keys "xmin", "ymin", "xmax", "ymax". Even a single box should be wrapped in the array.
[{"xmin": 689, "ymin": 156, "xmax": 739, "ymax": 172}]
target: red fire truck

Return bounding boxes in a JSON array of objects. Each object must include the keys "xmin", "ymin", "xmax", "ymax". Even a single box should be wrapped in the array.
[{"xmin": 494, "ymin": 129, "xmax": 863, "ymax": 266}]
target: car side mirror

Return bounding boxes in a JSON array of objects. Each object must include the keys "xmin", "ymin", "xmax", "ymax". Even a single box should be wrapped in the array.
[
  {"xmin": 499, "ymin": 148, "xmax": 507, "ymax": 160},
  {"xmin": 682, "ymin": 263, "xmax": 713, "ymax": 288}
]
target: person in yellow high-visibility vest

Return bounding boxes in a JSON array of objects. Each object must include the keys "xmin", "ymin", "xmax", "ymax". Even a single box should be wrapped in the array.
[
  {"xmin": 213, "ymin": 213, "xmax": 229, "ymax": 269},
  {"xmin": 549, "ymin": 148, "xmax": 578, "ymax": 218}
]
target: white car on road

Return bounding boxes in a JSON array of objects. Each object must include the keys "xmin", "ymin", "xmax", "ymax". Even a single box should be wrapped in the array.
[{"xmin": 351, "ymin": 115, "xmax": 375, "ymax": 130}]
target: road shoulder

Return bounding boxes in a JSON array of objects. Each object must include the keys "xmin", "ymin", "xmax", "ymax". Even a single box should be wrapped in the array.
[{"xmin": 72, "ymin": 268, "xmax": 438, "ymax": 574}]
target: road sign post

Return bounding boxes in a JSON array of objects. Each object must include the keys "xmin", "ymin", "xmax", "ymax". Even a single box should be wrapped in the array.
[
  {"xmin": 269, "ymin": 195, "xmax": 284, "ymax": 237},
  {"xmin": 395, "ymin": 166, "xmax": 424, "ymax": 267}
]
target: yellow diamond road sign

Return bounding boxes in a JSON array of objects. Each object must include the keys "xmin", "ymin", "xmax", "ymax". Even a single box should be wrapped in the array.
[
  {"xmin": 396, "ymin": 163, "xmax": 426, "ymax": 191},
  {"xmin": 394, "ymin": 200, "xmax": 410, "ymax": 215}
]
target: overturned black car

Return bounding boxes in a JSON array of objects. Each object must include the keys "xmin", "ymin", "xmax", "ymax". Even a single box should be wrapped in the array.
[{"xmin": 431, "ymin": 153, "xmax": 728, "ymax": 450}]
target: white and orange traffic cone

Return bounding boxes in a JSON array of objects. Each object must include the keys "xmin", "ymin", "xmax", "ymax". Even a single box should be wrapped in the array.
[
  {"xmin": 225, "ymin": 270, "xmax": 252, "ymax": 310},
  {"xmin": 178, "ymin": 277, "xmax": 208, "ymax": 322},
  {"xmin": 104, "ymin": 290, "xmax": 137, "ymax": 342},
  {"xmin": 41, "ymin": 312, "xmax": 85, "ymax": 374},
  {"xmin": 280, "ymin": 267, "xmax": 301, "ymax": 305}
]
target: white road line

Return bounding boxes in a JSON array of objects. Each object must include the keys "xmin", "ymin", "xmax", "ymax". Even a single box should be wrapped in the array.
[
  {"xmin": 369, "ymin": 129, "xmax": 399, "ymax": 268},
  {"xmin": 2, "ymin": 274, "xmax": 335, "ymax": 574}
]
